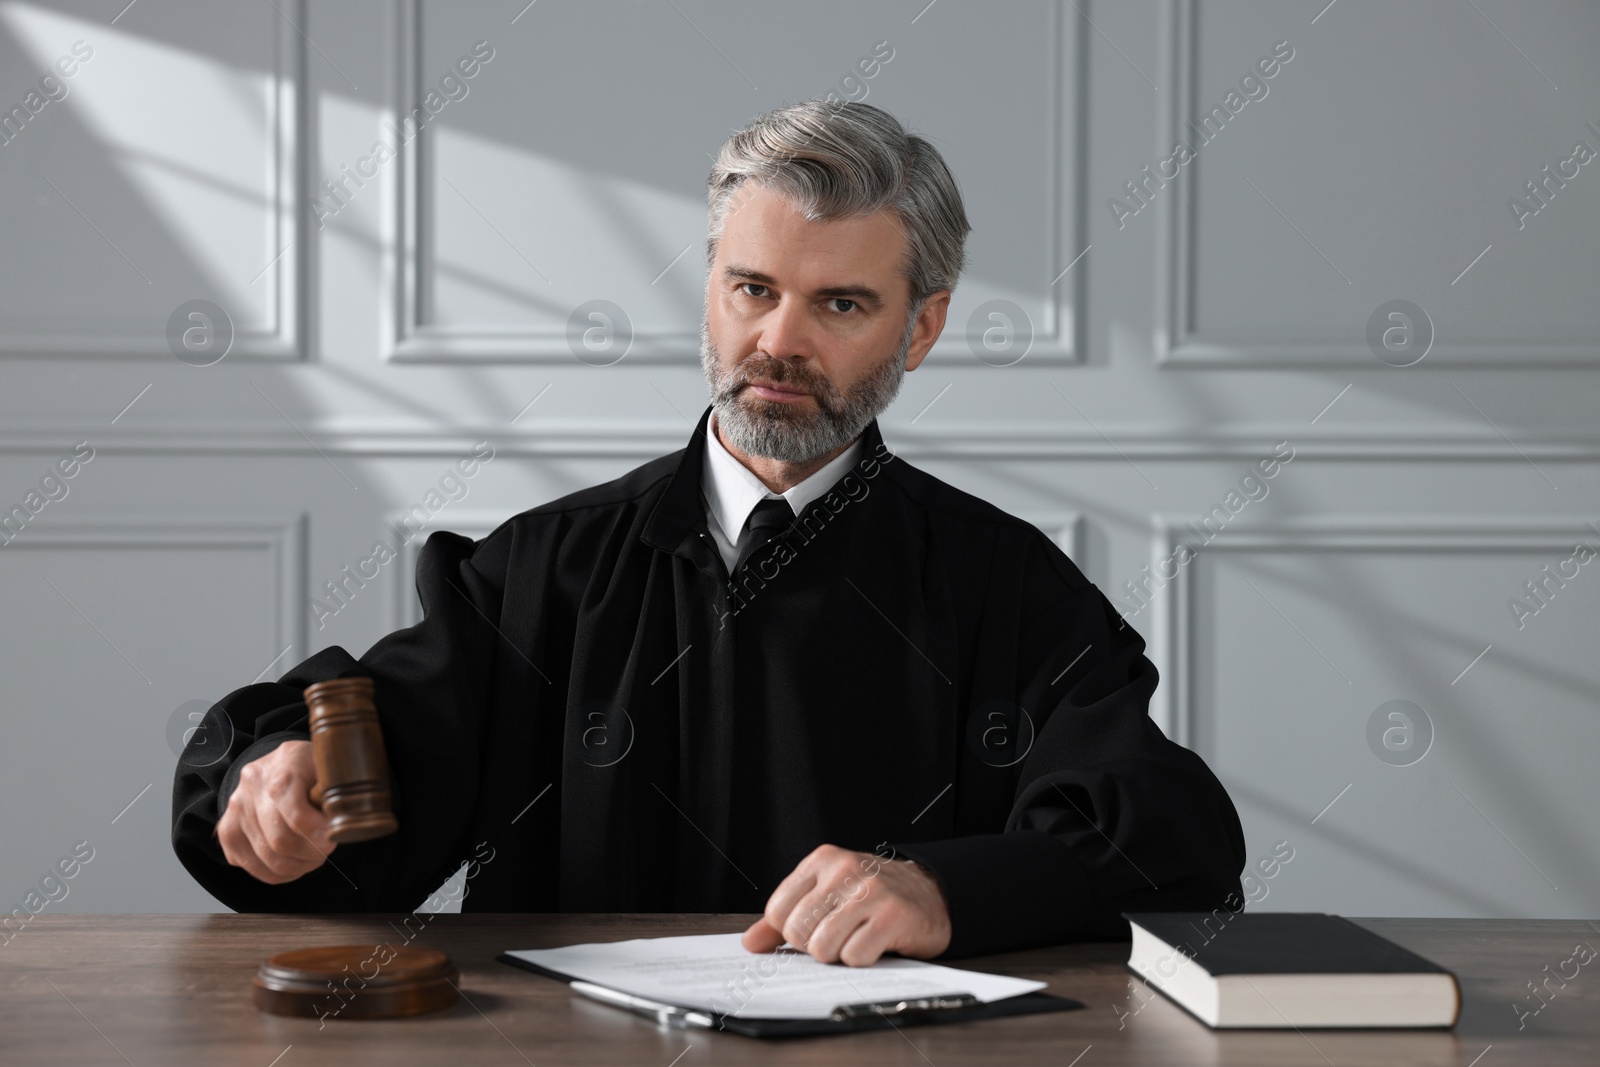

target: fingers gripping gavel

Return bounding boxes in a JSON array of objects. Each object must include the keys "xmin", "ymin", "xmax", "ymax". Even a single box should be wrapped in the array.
[{"xmin": 216, "ymin": 677, "xmax": 398, "ymax": 885}]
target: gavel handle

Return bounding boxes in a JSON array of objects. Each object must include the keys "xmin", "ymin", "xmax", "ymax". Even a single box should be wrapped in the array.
[{"xmin": 309, "ymin": 781, "xmax": 326, "ymax": 809}]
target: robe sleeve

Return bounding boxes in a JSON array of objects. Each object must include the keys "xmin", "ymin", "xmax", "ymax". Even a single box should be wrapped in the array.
[
  {"xmin": 889, "ymin": 529, "xmax": 1246, "ymax": 959},
  {"xmin": 170, "ymin": 529, "xmax": 506, "ymax": 912}
]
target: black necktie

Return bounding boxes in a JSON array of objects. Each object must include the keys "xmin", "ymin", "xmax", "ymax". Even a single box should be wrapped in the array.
[{"xmin": 733, "ymin": 497, "xmax": 795, "ymax": 573}]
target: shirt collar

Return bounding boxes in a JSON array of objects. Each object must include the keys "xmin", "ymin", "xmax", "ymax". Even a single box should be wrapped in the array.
[
  {"xmin": 641, "ymin": 406, "xmax": 888, "ymax": 558},
  {"xmin": 701, "ymin": 409, "xmax": 865, "ymax": 541}
]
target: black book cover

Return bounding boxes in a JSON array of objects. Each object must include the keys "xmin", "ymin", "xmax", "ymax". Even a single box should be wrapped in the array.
[{"xmin": 1123, "ymin": 912, "xmax": 1453, "ymax": 976}]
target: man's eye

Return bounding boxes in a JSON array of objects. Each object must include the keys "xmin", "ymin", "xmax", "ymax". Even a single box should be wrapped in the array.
[
  {"xmin": 830, "ymin": 299, "xmax": 857, "ymax": 315},
  {"xmin": 739, "ymin": 283, "xmax": 769, "ymax": 299}
]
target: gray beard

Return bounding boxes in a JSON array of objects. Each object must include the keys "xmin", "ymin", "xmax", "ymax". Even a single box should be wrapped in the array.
[{"xmin": 698, "ymin": 311, "xmax": 915, "ymax": 463}]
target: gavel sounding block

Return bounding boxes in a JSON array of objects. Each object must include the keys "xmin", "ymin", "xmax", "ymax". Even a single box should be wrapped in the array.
[{"xmin": 253, "ymin": 945, "xmax": 459, "ymax": 1019}]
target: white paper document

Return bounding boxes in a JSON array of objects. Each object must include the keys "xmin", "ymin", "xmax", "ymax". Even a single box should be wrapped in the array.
[{"xmin": 505, "ymin": 932, "xmax": 1047, "ymax": 1020}]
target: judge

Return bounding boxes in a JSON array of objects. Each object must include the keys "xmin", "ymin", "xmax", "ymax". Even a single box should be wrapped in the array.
[{"xmin": 172, "ymin": 100, "xmax": 1245, "ymax": 966}]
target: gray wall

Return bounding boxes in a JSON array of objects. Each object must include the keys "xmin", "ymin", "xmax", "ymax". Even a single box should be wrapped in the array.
[{"xmin": 1, "ymin": 0, "xmax": 1595, "ymax": 920}]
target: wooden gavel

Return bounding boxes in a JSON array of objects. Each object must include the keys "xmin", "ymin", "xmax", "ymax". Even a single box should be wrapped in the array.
[
  {"xmin": 303, "ymin": 677, "xmax": 398, "ymax": 844},
  {"xmin": 251, "ymin": 679, "xmax": 425, "ymax": 1023}
]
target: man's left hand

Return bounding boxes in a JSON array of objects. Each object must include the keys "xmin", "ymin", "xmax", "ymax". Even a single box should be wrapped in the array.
[{"xmin": 741, "ymin": 844, "xmax": 952, "ymax": 966}]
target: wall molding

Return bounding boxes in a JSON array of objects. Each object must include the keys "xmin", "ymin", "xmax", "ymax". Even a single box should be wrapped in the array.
[
  {"xmin": 6, "ymin": 422, "xmax": 1600, "ymax": 461},
  {"xmin": 1149, "ymin": 517, "xmax": 1600, "ymax": 746},
  {"xmin": 1027, "ymin": 511, "xmax": 1086, "ymax": 566},
  {"xmin": 1150, "ymin": 0, "xmax": 1598, "ymax": 369},
  {"xmin": 380, "ymin": 0, "xmax": 1086, "ymax": 365},
  {"xmin": 0, "ymin": 2, "xmax": 310, "ymax": 361},
  {"xmin": 0, "ymin": 513, "xmax": 307, "ymax": 674}
]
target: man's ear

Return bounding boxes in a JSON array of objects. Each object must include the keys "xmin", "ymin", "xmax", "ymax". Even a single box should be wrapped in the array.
[{"xmin": 903, "ymin": 290, "xmax": 951, "ymax": 373}]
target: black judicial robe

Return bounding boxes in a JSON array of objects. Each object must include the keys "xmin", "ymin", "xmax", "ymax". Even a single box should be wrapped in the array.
[{"xmin": 171, "ymin": 407, "xmax": 1245, "ymax": 959}]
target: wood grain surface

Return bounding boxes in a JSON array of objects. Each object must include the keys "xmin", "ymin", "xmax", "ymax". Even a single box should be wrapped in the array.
[{"xmin": 4, "ymin": 914, "xmax": 1596, "ymax": 1065}]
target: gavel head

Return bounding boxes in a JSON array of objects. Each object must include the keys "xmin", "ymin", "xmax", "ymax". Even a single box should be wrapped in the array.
[{"xmin": 303, "ymin": 677, "xmax": 398, "ymax": 844}]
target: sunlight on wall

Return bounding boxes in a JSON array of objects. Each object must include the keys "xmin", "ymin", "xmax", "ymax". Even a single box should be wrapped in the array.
[
  {"xmin": 430, "ymin": 124, "xmax": 708, "ymax": 329},
  {"xmin": 2, "ymin": 1, "xmax": 280, "ymax": 329}
]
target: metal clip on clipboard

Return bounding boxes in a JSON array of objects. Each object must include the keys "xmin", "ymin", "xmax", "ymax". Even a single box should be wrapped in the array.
[{"xmin": 829, "ymin": 992, "xmax": 982, "ymax": 1021}]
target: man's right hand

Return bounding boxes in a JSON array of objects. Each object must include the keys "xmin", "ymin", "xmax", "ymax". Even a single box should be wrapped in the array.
[{"xmin": 216, "ymin": 740, "xmax": 336, "ymax": 884}]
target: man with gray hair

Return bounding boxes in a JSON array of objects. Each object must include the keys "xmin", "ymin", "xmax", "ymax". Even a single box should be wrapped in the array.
[{"xmin": 173, "ymin": 101, "xmax": 1245, "ymax": 967}]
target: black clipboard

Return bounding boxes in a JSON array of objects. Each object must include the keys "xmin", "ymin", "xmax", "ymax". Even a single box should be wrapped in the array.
[{"xmin": 496, "ymin": 952, "xmax": 1082, "ymax": 1039}]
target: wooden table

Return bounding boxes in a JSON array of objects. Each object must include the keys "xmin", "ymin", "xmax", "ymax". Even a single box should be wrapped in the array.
[{"xmin": 5, "ymin": 914, "xmax": 1596, "ymax": 1065}]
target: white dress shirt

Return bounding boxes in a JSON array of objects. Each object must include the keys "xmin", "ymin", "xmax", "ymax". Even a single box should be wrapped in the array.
[{"xmin": 701, "ymin": 409, "xmax": 865, "ymax": 573}]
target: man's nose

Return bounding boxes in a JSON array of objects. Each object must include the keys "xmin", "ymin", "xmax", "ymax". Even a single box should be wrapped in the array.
[{"xmin": 755, "ymin": 296, "xmax": 816, "ymax": 361}]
